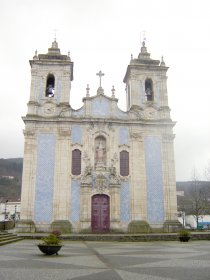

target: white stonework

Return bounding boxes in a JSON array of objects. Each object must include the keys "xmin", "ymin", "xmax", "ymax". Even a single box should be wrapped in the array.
[{"xmin": 17, "ymin": 40, "xmax": 179, "ymax": 233}]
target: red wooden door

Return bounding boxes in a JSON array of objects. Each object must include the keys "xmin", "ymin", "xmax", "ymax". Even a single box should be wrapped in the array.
[{"xmin": 91, "ymin": 194, "xmax": 110, "ymax": 233}]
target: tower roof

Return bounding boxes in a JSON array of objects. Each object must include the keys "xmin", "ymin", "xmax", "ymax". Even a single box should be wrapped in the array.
[
  {"xmin": 47, "ymin": 39, "xmax": 60, "ymax": 55},
  {"xmin": 33, "ymin": 39, "xmax": 71, "ymax": 62},
  {"xmin": 136, "ymin": 41, "xmax": 160, "ymax": 65},
  {"xmin": 123, "ymin": 41, "xmax": 168, "ymax": 83}
]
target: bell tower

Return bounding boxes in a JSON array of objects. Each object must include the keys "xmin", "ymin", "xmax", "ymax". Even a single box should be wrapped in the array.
[
  {"xmin": 27, "ymin": 39, "xmax": 73, "ymax": 116},
  {"xmin": 123, "ymin": 41, "xmax": 169, "ymax": 113}
]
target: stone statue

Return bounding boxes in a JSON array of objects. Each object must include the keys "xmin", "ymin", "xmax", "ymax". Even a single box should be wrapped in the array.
[{"xmin": 96, "ymin": 141, "xmax": 105, "ymax": 162}]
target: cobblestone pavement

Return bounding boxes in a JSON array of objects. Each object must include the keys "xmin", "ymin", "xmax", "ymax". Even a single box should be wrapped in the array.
[{"xmin": 0, "ymin": 240, "xmax": 210, "ymax": 280}]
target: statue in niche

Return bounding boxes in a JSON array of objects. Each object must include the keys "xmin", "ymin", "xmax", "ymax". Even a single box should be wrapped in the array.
[{"xmin": 96, "ymin": 140, "xmax": 105, "ymax": 163}]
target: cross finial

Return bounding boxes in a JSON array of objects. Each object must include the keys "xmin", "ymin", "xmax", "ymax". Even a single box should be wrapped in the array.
[
  {"xmin": 111, "ymin": 85, "xmax": 115, "ymax": 98},
  {"xmin": 96, "ymin": 70, "xmax": 104, "ymax": 88},
  {"xmin": 54, "ymin": 29, "xmax": 58, "ymax": 42},
  {"xmin": 86, "ymin": 84, "xmax": 90, "ymax": 97}
]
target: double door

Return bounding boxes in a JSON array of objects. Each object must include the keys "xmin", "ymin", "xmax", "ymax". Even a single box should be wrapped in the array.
[{"xmin": 91, "ymin": 194, "xmax": 110, "ymax": 233}]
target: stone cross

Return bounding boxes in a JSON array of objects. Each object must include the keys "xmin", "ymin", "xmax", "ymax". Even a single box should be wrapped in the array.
[{"xmin": 96, "ymin": 70, "xmax": 104, "ymax": 87}]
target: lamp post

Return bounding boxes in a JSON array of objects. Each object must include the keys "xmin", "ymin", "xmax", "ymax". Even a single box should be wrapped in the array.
[
  {"xmin": 4, "ymin": 200, "xmax": 8, "ymax": 231},
  {"xmin": 14, "ymin": 205, "xmax": 17, "ymax": 227},
  {"xmin": 4, "ymin": 200, "xmax": 8, "ymax": 220}
]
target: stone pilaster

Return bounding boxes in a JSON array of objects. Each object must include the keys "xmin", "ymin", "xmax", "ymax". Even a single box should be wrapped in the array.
[{"xmin": 53, "ymin": 127, "xmax": 71, "ymax": 220}]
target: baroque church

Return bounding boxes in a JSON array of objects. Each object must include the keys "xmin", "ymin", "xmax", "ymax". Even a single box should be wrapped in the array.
[{"xmin": 17, "ymin": 39, "xmax": 179, "ymax": 233}]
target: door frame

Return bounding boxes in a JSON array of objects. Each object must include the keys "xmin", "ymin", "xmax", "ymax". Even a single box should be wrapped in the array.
[{"xmin": 91, "ymin": 194, "xmax": 110, "ymax": 233}]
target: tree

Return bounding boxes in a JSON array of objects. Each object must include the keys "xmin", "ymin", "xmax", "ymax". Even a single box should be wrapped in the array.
[
  {"xmin": 189, "ymin": 178, "xmax": 207, "ymax": 228},
  {"xmin": 178, "ymin": 169, "xmax": 210, "ymax": 229}
]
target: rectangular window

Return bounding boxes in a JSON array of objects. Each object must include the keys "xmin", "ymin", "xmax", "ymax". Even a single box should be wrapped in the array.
[
  {"xmin": 120, "ymin": 150, "xmax": 129, "ymax": 176},
  {"xmin": 72, "ymin": 149, "xmax": 81, "ymax": 175}
]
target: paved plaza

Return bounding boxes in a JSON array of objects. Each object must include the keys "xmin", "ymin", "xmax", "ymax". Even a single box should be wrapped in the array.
[{"xmin": 0, "ymin": 240, "xmax": 210, "ymax": 280}]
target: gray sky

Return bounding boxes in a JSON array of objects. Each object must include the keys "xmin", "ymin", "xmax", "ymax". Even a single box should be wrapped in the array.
[{"xmin": 0, "ymin": 0, "xmax": 210, "ymax": 181}]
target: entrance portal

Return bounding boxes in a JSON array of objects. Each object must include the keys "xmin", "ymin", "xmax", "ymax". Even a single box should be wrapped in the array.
[{"xmin": 91, "ymin": 194, "xmax": 110, "ymax": 233}]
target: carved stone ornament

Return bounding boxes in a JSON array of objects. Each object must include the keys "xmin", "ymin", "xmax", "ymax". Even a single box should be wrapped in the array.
[
  {"xmin": 23, "ymin": 128, "xmax": 35, "ymax": 137},
  {"xmin": 42, "ymin": 102, "xmax": 56, "ymax": 116},
  {"xmin": 130, "ymin": 132, "xmax": 143, "ymax": 142},
  {"xmin": 92, "ymin": 172, "xmax": 109, "ymax": 193},
  {"xmin": 144, "ymin": 108, "xmax": 157, "ymax": 119},
  {"xmin": 118, "ymin": 144, "xmax": 130, "ymax": 150},
  {"xmin": 58, "ymin": 127, "xmax": 71, "ymax": 137},
  {"xmin": 130, "ymin": 106, "xmax": 143, "ymax": 119}
]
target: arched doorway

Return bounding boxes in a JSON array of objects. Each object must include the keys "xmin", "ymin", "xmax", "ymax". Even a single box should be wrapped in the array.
[{"xmin": 91, "ymin": 194, "xmax": 110, "ymax": 233}]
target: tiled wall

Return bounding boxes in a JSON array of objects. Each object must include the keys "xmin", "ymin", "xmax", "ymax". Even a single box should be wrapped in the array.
[
  {"xmin": 72, "ymin": 125, "xmax": 82, "ymax": 144},
  {"xmin": 70, "ymin": 180, "xmax": 80, "ymax": 222},
  {"xmin": 144, "ymin": 136, "xmax": 164, "ymax": 223},
  {"xmin": 34, "ymin": 134, "xmax": 55, "ymax": 223},
  {"xmin": 120, "ymin": 181, "xmax": 130, "ymax": 222},
  {"xmin": 92, "ymin": 98, "xmax": 109, "ymax": 117},
  {"xmin": 119, "ymin": 127, "xmax": 129, "ymax": 145}
]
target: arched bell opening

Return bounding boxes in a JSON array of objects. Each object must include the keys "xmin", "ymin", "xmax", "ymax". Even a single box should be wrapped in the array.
[
  {"xmin": 145, "ymin": 78, "xmax": 153, "ymax": 101},
  {"xmin": 46, "ymin": 74, "xmax": 55, "ymax": 97}
]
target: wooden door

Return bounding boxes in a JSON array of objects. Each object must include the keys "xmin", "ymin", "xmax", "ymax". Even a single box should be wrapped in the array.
[{"xmin": 91, "ymin": 194, "xmax": 110, "ymax": 233}]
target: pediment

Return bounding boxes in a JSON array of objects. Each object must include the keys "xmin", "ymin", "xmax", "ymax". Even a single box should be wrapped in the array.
[{"xmin": 71, "ymin": 92, "xmax": 128, "ymax": 119}]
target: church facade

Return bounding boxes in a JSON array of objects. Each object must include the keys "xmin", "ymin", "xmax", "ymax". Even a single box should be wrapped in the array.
[{"xmin": 17, "ymin": 40, "xmax": 179, "ymax": 233}]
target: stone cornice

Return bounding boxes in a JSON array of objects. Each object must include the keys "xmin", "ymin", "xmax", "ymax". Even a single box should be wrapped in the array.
[{"xmin": 22, "ymin": 115, "xmax": 176, "ymax": 128}]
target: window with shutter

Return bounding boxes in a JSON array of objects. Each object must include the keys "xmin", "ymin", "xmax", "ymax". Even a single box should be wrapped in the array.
[
  {"xmin": 120, "ymin": 150, "xmax": 129, "ymax": 176},
  {"xmin": 72, "ymin": 149, "xmax": 81, "ymax": 175}
]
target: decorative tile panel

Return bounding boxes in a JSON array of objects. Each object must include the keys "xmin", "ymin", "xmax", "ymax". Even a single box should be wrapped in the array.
[
  {"xmin": 34, "ymin": 134, "xmax": 55, "ymax": 223},
  {"xmin": 144, "ymin": 136, "xmax": 164, "ymax": 223},
  {"xmin": 92, "ymin": 98, "xmax": 109, "ymax": 117},
  {"xmin": 119, "ymin": 127, "xmax": 129, "ymax": 145},
  {"xmin": 70, "ymin": 180, "xmax": 80, "ymax": 222},
  {"xmin": 120, "ymin": 181, "xmax": 130, "ymax": 222},
  {"xmin": 72, "ymin": 125, "xmax": 82, "ymax": 144}
]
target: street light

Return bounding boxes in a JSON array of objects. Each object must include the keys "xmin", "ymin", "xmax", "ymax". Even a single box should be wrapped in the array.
[
  {"xmin": 14, "ymin": 205, "xmax": 17, "ymax": 227},
  {"xmin": 4, "ymin": 200, "xmax": 8, "ymax": 231},
  {"xmin": 4, "ymin": 200, "xmax": 8, "ymax": 220}
]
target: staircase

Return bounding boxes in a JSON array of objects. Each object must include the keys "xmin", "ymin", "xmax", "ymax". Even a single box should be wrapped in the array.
[{"xmin": 0, "ymin": 231, "xmax": 23, "ymax": 246}]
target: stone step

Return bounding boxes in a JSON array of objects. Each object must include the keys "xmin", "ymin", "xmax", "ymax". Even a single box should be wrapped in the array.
[
  {"xmin": 0, "ymin": 237, "xmax": 23, "ymax": 246},
  {"xmin": 0, "ymin": 231, "xmax": 24, "ymax": 246}
]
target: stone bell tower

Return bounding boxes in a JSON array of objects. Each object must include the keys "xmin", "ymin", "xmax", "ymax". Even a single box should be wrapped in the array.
[
  {"xmin": 124, "ymin": 41, "xmax": 169, "ymax": 116},
  {"xmin": 123, "ymin": 41, "xmax": 178, "ymax": 231},
  {"xmin": 18, "ymin": 40, "xmax": 74, "ymax": 232},
  {"xmin": 27, "ymin": 39, "xmax": 73, "ymax": 116}
]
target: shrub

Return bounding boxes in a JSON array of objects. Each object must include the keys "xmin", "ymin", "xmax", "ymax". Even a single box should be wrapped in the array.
[
  {"xmin": 40, "ymin": 232, "xmax": 62, "ymax": 245},
  {"xmin": 178, "ymin": 229, "xmax": 191, "ymax": 237}
]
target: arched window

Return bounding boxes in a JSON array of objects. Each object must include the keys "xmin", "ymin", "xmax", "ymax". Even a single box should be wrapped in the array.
[
  {"xmin": 46, "ymin": 74, "xmax": 55, "ymax": 97},
  {"xmin": 145, "ymin": 78, "xmax": 153, "ymax": 101},
  {"xmin": 120, "ymin": 150, "xmax": 129, "ymax": 176},
  {"xmin": 72, "ymin": 149, "xmax": 81, "ymax": 175}
]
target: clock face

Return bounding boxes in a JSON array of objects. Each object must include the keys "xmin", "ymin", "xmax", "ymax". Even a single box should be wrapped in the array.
[{"xmin": 43, "ymin": 103, "xmax": 55, "ymax": 116}]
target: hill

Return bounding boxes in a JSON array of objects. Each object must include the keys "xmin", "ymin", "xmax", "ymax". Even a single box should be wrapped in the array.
[{"xmin": 0, "ymin": 158, "xmax": 23, "ymax": 201}]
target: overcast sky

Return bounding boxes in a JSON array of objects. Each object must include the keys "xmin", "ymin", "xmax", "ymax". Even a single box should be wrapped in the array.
[{"xmin": 0, "ymin": 0, "xmax": 210, "ymax": 181}]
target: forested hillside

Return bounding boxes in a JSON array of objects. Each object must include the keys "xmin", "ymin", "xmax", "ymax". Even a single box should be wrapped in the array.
[{"xmin": 0, "ymin": 158, "xmax": 23, "ymax": 201}]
